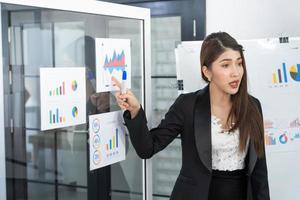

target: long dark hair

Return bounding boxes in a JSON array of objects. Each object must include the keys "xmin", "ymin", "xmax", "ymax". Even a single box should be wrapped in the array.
[{"xmin": 200, "ymin": 32, "xmax": 264, "ymax": 158}]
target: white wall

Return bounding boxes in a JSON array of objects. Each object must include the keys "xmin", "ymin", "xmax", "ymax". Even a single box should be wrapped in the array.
[{"xmin": 206, "ymin": 0, "xmax": 300, "ymax": 39}]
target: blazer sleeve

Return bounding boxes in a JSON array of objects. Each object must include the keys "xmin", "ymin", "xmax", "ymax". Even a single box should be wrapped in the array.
[
  {"xmin": 252, "ymin": 98, "xmax": 270, "ymax": 200},
  {"xmin": 123, "ymin": 94, "xmax": 185, "ymax": 159}
]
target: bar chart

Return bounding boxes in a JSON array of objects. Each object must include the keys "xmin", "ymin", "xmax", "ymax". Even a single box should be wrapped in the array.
[
  {"xmin": 272, "ymin": 63, "xmax": 288, "ymax": 84},
  {"xmin": 49, "ymin": 81, "xmax": 65, "ymax": 96},
  {"xmin": 49, "ymin": 108, "xmax": 66, "ymax": 124},
  {"xmin": 89, "ymin": 111, "xmax": 126, "ymax": 170},
  {"xmin": 105, "ymin": 128, "xmax": 120, "ymax": 158},
  {"xmin": 265, "ymin": 133, "xmax": 276, "ymax": 145}
]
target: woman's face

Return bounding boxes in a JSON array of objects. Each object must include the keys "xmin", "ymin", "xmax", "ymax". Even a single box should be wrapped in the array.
[{"xmin": 204, "ymin": 48, "xmax": 244, "ymax": 95}]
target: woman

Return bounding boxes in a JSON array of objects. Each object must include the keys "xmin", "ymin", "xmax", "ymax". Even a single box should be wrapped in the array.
[{"xmin": 113, "ymin": 32, "xmax": 270, "ymax": 200}]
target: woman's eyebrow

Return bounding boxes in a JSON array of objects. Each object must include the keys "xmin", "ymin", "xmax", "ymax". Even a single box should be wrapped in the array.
[
  {"xmin": 219, "ymin": 57, "xmax": 242, "ymax": 63},
  {"xmin": 218, "ymin": 58, "xmax": 232, "ymax": 63}
]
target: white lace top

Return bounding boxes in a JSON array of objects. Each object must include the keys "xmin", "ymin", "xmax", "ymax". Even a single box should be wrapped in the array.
[{"xmin": 211, "ymin": 115, "xmax": 248, "ymax": 171}]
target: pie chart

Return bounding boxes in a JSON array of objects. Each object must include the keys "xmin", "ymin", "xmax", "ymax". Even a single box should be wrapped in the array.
[
  {"xmin": 290, "ymin": 64, "xmax": 300, "ymax": 81},
  {"xmin": 72, "ymin": 106, "xmax": 78, "ymax": 118},
  {"xmin": 71, "ymin": 80, "xmax": 78, "ymax": 91}
]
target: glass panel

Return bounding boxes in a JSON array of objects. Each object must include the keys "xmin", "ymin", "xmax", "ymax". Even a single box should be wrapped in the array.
[
  {"xmin": 57, "ymin": 130, "xmax": 87, "ymax": 186},
  {"xmin": 58, "ymin": 186, "xmax": 87, "ymax": 200},
  {"xmin": 152, "ymin": 139, "xmax": 181, "ymax": 197},
  {"xmin": 108, "ymin": 18, "xmax": 143, "ymax": 195},
  {"xmin": 151, "ymin": 16, "xmax": 181, "ymax": 198},
  {"xmin": 27, "ymin": 182, "xmax": 55, "ymax": 200},
  {"xmin": 111, "ymin": 191, "xmax": 142, "ymax": 200},
  {"xmin": 151, "ymin": 16, "xmax": 181, "ymax": 76},
  {"xmin": 3, "ymin": 3, "xmax": 144, "ymax": 200},
  {"xmin": 25, "ymin": 77, "xmax": 41, "ymax": 129},
  {"xmin": 26, "ymin": 130, "xmax": 55, "ymax": 182},
  {"xmin": 54, "ymin": 22, "xmax": 85, "ymax": 67},
  {"xmin": 153, "ymin": 197, "xmax": 170, "ymax": 200},
  {"xmin": 22, "ymin": 23, "xmax": 53, "ymax": 76},
  {"xmin": 151, "ymin": 78, "xmax": 178, "ymax": 127}
]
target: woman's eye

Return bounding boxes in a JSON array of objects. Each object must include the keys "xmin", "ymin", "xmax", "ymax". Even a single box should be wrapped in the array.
[
  {"xmin": 238, "ymin": 62, "xmax": 243, "ymax": 67},
  {"xmin": 222, "ymin": 64, "xmax": 229, "ymax": 68}
]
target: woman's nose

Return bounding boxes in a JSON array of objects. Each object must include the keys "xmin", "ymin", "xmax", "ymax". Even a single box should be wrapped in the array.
[{"xmin": 231, "ymin": 65, "xmax": 240, "ymax": 76}]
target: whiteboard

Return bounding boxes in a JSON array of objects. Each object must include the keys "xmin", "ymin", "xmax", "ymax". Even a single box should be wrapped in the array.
[
  {"xmin": 175, "ymin": 41, "xmax": 207, "ymax": 94},
  {"xmin": 175, "ymin": 38, "xmax": 300, "ymax": 200}
]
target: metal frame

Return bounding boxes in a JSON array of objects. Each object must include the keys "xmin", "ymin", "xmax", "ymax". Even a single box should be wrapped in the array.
[
  {"xmin": 0, "ymin": 0, "xmax": 151, "ymax": 200},
  {"xmin": 0, "ymin": 6, "xmax": 7, "ymax": 200}
]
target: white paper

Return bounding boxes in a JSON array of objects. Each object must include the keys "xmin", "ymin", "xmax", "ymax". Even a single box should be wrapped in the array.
[
  {"xmin": 40, "ymin": 67, "xmax": 86, "ymax": 130},
  {"xmin": 95, "ymin": 38, "xmax": 131, "ymax": 92},
  {"xmin": 89, "ymin": 111, "xmax": 126, "ymax": 170}
]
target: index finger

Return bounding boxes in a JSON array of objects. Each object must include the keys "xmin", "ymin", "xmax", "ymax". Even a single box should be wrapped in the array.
[{"xmin": 111, "ymin": 76, "xmax": 121, "ymax": 90}]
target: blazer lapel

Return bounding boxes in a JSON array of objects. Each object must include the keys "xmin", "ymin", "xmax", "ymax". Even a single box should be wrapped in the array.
[
  {"xmin": 248, "ymin": 139, "xmax": 257, "ymax": 175},
  {"xmin": 194, "ymin": 86, "xmax": 212, "ymax": 173}
]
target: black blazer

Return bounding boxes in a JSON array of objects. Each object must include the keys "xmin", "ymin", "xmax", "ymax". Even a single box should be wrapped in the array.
[{"xmin": 124, "ymin": 86, "xmax": 270, "ymax": 200}]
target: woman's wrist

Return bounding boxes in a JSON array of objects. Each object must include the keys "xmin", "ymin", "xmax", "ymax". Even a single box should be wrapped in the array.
[{"xmin": 130, "ymin": 105, "xmax": 141, "ymax": 119}]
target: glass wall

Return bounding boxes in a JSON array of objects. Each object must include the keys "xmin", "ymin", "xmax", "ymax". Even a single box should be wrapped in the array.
[
  {"xmin": 2, "ymin": 3, "xmax": 145, "ymax": 200},
  {"xmin": 150, "ymin": 16, "xmax": 182, "ymax": 199}
]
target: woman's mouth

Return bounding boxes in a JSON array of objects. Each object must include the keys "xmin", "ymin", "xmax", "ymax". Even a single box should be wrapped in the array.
[{"xmin": 229, "ymin": 80, "xmax": 239, "ymax": 89}]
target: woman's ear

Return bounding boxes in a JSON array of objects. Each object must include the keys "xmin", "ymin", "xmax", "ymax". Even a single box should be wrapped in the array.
[{"xmin": 202, "ymin": 65, "xmax": 211, "ymax": 82}]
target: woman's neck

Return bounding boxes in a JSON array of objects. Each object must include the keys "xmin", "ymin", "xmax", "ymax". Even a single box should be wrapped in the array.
[
  {"xmin": 209, "ymin": 83, "xmax": 232, "ymax": 108},
  {"xmin": 209, "ymin": 84, "xmax": 233, "ymax": 127}
]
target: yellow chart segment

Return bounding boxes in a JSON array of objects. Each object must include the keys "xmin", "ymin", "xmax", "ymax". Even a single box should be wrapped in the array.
[
  {"xmin": 272, "ymin": 73, "xmax": 277, "ymax": 84},
  {"xmin": 290, "ymin": 65, "xmax": 297, "ymax": 73}
]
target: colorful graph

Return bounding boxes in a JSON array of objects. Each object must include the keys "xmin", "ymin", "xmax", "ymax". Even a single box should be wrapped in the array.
[
  {"xmin": 279, "ymin": 133, "xmax": 289, "ymax": 144},
  {"xmin": 290, "ymin": 64, "xmax": 300, "ymax": 81},
  {"xmin": 103, "ymin": 50, "xmax": 126, "ymax": 74},
  {"xmin": 93, "ymin": 134, "xmax": 101, "ymax": 149},
  {"xmin": 93, "ymin": 150, "xmax": 101, "ymax": 165},
  {"xmin": 106, "ymin": 128, "xmax": 119, "ymax": 151},
  {"xmin": 265, "ymin": 133, "xmax": 276, "ymax": 145},
  {"xmin": 89, "ymin": 111, "xmax": 126, "ymax": 170},
  {"xmin": 71, "ymin": 80, "xmax": 78, "ymax": 91},
  {"xmin": 72, "ymin": 106, "xmax": 78, "ymax": 118},
  {"xmin": 92, "ymin": 118, "xmax": 100, "ymax": 133},
  {"xmin": 49, "ymin": 108, "xmax": 66, "ymax": 124},
  {"xmin": 49, "ymin": 81, "xmax": 65, "ymax": 96},
  {"xmin": 272, "ymin": 63, "xmax": 288, "ymax": 84}
]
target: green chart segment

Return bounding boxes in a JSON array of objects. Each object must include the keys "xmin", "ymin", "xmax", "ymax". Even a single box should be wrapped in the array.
[{"xmin": 49, "ymin": 108, "xmax": 66, "ymax": 124}]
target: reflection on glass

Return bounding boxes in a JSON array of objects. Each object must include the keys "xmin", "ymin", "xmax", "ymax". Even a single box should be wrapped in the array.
[
  {"xmin": 151, "ymin": 16, "xmax": 182, "ymax": 198},
  {"xmin": 108, "ymin": 18, "xmax": 143, "ymax": 196},
  {"xmin": 153, "ymin": 197, "xmax": 170, "ymax": 200},
  {"xmin": 152, "ymin": 139, "xmax": 181, "ymax": 197},
  {"xmin": 111, "ymin": 191, "xmax": 142, "ymax": 200},
  {"xmin": 57, "ymin": 130, "xmax": 87, "ymax": 186},
  {"xmin": 22, "ymin": 23, "xmax": 53, "ymax": 76},
  {"xmin": 25, "ymin": 77, "xmax": 40, "ymax": 129},
  {"xmin": 26, "ymin": 130, "xmax": 55, "ymax": 182},
  {"xmin": 151, "ymin": 16, "xmax": 181, "ymax": 76},
  {"xmin": 27, "ymin": 182, "xmax": 55, "ymax": 200},
  {"xmin": 151, "ymin": 78, "xmax": 178, "ymax": 127},
  {"xmin": 54, "ymin": 22, "xmax": 85, "ymax": 67},
  {"xmin": 3, "ymin": 3, "xmax": 144, "ymax": 200},
  {"xmin": 58, "ymin": 186, "xmax": 87, "ymax": 200}
]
